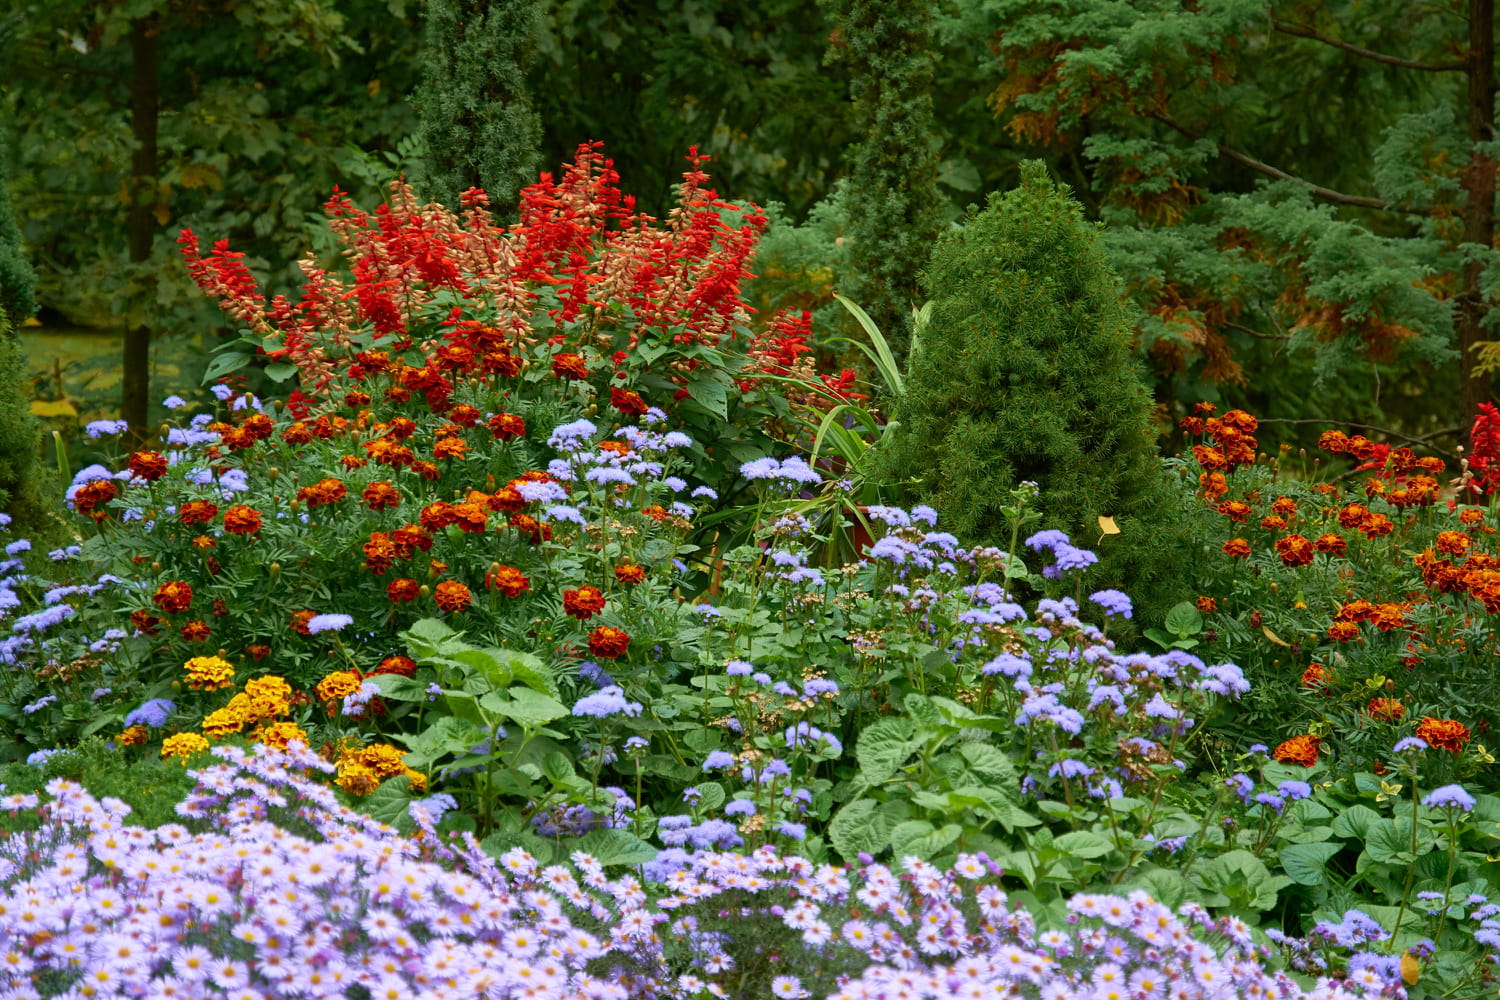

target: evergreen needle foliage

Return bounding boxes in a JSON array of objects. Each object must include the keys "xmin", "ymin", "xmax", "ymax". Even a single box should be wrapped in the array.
[
  {"xmin": 823, "ymin": 0, "xmax": 946, "ymax": 359},
  {"xmin": 412, "ymin": 0, "xmax": 544, "ymax": 210},
  {"xmin": 881, "ymin": 162, "xmax": 1182, "ymax": 617},
  {"xmin": 0, "ymin": 151, "xmax": 37, "ymax": 323}
]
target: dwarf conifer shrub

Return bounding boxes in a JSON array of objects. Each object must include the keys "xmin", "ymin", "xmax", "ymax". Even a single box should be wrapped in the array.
[
  {"xmin": 0, "ymin": 309, "xmax": 53, "ymax": 539},
  {"xmin": 879, "ymin": 161, "xmax": 1182, "ymax": 616}
]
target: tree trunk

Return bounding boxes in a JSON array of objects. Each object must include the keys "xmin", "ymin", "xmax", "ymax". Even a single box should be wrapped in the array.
[
  {"xmin": 123, "ymin": 13, "xmax": 159, "ymax": 439},
  {"xmin": 1460, "ymin": 0, "xmax": 1496, "ymax": 422}
]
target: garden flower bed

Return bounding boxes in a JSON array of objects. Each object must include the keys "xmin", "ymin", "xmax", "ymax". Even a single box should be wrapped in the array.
[{"xmin": 1, "ymin": 148, "xmax": 1497, "ymax": 998}]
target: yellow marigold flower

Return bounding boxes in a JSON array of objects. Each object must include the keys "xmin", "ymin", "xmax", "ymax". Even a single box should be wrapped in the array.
[
  {"xmin": 183, "ymin": 655, "xmax": 235, "ymax": 692},
  {"xmin": 202, "ymin": 704, "xmax": 247, "ymax": 740},
  {"xmin": 117, "ymin": 725, "xmax": 149, "ymax": 747},
  {"xmin": 161, "ymin": 732, "xmax": 211, "ymax": 761},
  {"xmin": 244, "ymin": 675, "xmax": 292, "ymax": 704},
  {"xmin": 335, "ymin": 760, "xmax": 381, "ymax": 796},
  {"xmin": 359, "ymin": 743, "xmax": 409, "ymax": 779},
  {"xmin": 251, "ymin": 721, "xmax": 309, "ymax": 751},
  {"xmin": 315, "ymin": 670, "xmax": 363, "ymax": 704},
  {"xmin": 403, "ymin": 767, "xmax": 429, "ymax": 794}
]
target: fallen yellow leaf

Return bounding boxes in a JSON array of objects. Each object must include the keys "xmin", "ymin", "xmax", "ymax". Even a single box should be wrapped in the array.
[{"xmin": 1097, "ymin": 515, "xmax": 1120, "ymax": 535}]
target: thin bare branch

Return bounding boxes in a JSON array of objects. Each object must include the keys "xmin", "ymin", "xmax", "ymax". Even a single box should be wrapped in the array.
[
  {"xmin": 1221, "ymin": 320, "xmax": 1291, "ymax": 341},
  {"xmin": 1272, "ymin": 20, "xmax": 1468, "ymax": 72},
  {"xmin": 1148, "ymin": 110, "xmax": 1425, "ymax": 214}
]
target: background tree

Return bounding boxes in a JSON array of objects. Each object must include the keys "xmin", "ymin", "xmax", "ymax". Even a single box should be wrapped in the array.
[
  {"xmin": 977, "ymin": 0, "xmax": 1495, "ymax": 434},
  {"xmin": 0, "ymin": 146, "xmax": 37, "ymax": 324},
  {"xmin": 412, "ymin": 0, "xmax": 543, "ymax": 210},
  {"xmin": 878, "ymin": 162, "xmax": 1183, "ymax": 618},
  {"xmin": 821, "ymin": 0, "xmax": 948, "ymax": 357}
]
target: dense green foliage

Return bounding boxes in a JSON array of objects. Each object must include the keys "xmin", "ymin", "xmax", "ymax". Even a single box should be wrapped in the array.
[
  {"xmin": 0, "ymin": 150, "xmax": 37, "ymax": 323},
  {"xmin": 412, "ymin": 0, "xmax": 543, "ymax": 209},
  {"xmin": 0, "ymin": 308, "xmax": 52, "ymax": 541},
  {"xmin": 880, "ymin": 162, "xmax": 1181, "ymax": 612},
  {"xmin": 820, "ymin": 0, "xmax": 947, "ymax": 355}
]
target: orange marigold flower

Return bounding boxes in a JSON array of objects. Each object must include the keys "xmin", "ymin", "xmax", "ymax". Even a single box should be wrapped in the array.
[
  {"xmin": 1271, "ymin": 496, "xmax": 1298, "ymax": 515},
  {"xmin": 1221, "ymin": 409, "xmax": 1257, "ymax": 433},
  {"xmin": 387, "ymin": 577, "xmax": 420, "ymax": 603},
  {"xmin": 615, "ymin": 564, "xmax": 647, "ymax": 586},
  {"xmin": 297, "ymin": 478, "xmax": 348, "ymax": 507},
  {"xmin": 1338, "ymin": 503, "xmax": 1369, "ymax": 529},
  {"xmin": 420, "ymin": 502, "xmax": 455, "ymax": 532},
  {"xmin": 1260, "ymin": 515, "xmax": 1287, "ymax": 532},
  {"xmin": 371, "ymin": 656, "xmax": 417, "ymax": 678},
  {"xmin": 1435, "ymin": 531, "xmax": 1471, "ymax": 555},
  {"xmin": 290, "ymin": 610, "xmax": 315, "ymax": 635},
  {"xmin": 448, "ymin": 404, "xmax": 482, "ymax": 427},
  {"xmin": 1459, "ymin": 507, "xmax": 1485, "ymax": 526},
  {"xmin": 1367, "ymin": 697, "xmax": 1406, "ymax": 723},
  {"xmin": 1313, "ymin": 533, "xmax": 1346, "ymax": 555},
  {"xmin": 487, "ymin": 487, "xmax": 527, "ymax": 512},
  {"xmin": 1370, "ymin": 603, "xmax": 1408, "ymax": 631},
  {"xmin": 1327, "ymin": 621, "xmax": 1361, "ymax": 642},
  {"xmin": 1337, "ymin": 600, "xmax": 1375, "ymax": 623},
  {"xmin": 363, "ymin": 532, "xmax": 398, "ymax": 574},
  {"xmin": 1346, "ymin": 435, "xmax": 1376, "ymax": 460},
  {"xmin": 551, "ymin": 352, "xmax": 588, "ymax": 380},
  {"xmin": 410, "ymin": 460, "xmax": 440, "ymax": 481},
  {"xmin": 1301, "ymin": 662, "xmax": 1331, "ymax": 688},
  {"xmin": 345, "ymin": 390, "xmax": 372, "ymax": 408},
  {"xmin": 1193, "ymin": 444, "xmax": 1229, "ymax": 472},
  {"xmin": 1179, "ymin": 415, "xmax": 1205, "ymax": 435},
  {"xmin": 223, "ymin": 504, "xmax": 262, "ymax": 535},
  {"xmin": 587, "ymin": 625, "xmax": 631, "ymax": 659},
  {"xmin": 1221, "ymin": 538, "xmax": 1251, "ymax": 559},
  {"xmin": 315, "ymin": 670, "xmax": 363, "ymax": 704},
  {"xmin": 179, "ymin": 500, "xmax": 219, "ymax": 525},
  {"xmin": 488, "ymin": 413, "xmax": 526, "ymax": 441},
  {"xmin": 130, "ymin": 609, "xmax": 162, "ymax": 635},
  {"xmin": 73, "ymin": 479, "xmax": 119, "ymax": 518},
  {"xmin": 192, "ymin": 534, "xmax": 216, "ymax": 551},
  {"xmin": 434, "ymin": 580, "xmax": 472, "ymax": 612},
  {"xmin": 252, "ymin": 720, "xmax": 309, "ymax": 751},
  {"xmin": 563, "ymin": 585, "xmax": 607, "ymax": 620},
  {"xmin": 127, "ymin": 450, "xmax": 170, "ymax": 482},
  {"xmin": 1316, "ymin": 430, "xmax": 1349, "ymax": 453},
  {"xmin": 450, "ymin": 500, "xmax": 489, "ymax": 534},
  {"xmin": 1272, "ymin": 734, "xmax": 1321, "ymax": 767},
  {"xmin": 152, "ymin": 580, "xmax": 194, "ymax": 615},
  {"xmin": 246, "ymin": 644, "xmax": 270, "ymax": 660},
  {"xmin": 1217, "ymin": 500, "xmax": 1253, "ymax": 523},
  {"xmin": 1192, "ymin": 402, "xmax": 1217, "ymax": 416},
  {"xmin": 1415, "ymin": 717, "xmax": 1471, "ymax": 753},
  {"xmin": 611, "ymin": 386, "xmax": 649, "ymax": 416},
  {"xmin": 1360, "ymin": 512, "xmax": 1394, "ymax": 538},
  {"xmin": 508, "ymin": 513, "xmax": 551, "ymax": 543},
  {"xmin": 281, "ymin": 421, "xmax": 313, "ymax": 444},
  {"xmin": 385, "ymin": 417, "xmax": 417, "ymax": 440},
  {"xmin": 183, "ymin": 655, "xmax": 235, "ymax": 691},
  {"xmin": 483, "ymin": 350, "xmax": 522, "ymax": 377},
  {"xmin": 485, "ymin": 565, "xmax": 530, "ymax": 597},
  {"xmin": 241, "ymin": 413, "xmax": 274, "ymax": 440},
  {"xmin": 433, "ymin": 436, "xmax": 468, "ymax": 460},
  {"xmin": 340, "ymin": 455, "xmax": 368, "ymax": 471},
  {"xmin": 391, "ymin": 524, "xmax": 433, "ymax": 557},
  {"xmin": 363, "ymin": 481, "xmax": 401, "ymax": 510},
  {"xmin": 1275, "ymin": 533, "xmax": 1314, "ymax": 568},
  {"xmin": 1198, "ymin": 472, "xmax": 1229, "ymax": 502},
  {"xmin": 117, "ymin": 725, "xmax": 149, "ymax": 747},
  {"xmin": 179, "ymin": 620, "xmax": 212, "ymax": 642}
]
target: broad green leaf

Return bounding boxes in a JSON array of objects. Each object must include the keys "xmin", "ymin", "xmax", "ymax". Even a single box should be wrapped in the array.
[
  {"xmin": 855, "ymin": 716, "xmax": 916, "ymax": 785},
  {"xmin": 492, "ymin": 688, "xmax": 569, "ymax": 730},
  {"xmin": 829, "ymin": 798, "xmax": 908, "ymax": 861},
  {"xmin": 1052, "ymin": 830, "xmax": 1116, "ymax": 860},
  {"xmin": 891, "ymin": 821, "xmax": 963, "ymax": 862},
  {"xmin": 1123, "ymin": 867, "xmax": 1195, "ymax": 909},
  {"xmin": 1280, "ymin": 841, "xmax": 1343, "ymax": 885},
  {"xmin": 368, "ymin": 673, "xmax": 432, "ymax": 703},
  {"xmin": 1163, "ymin": 602, "xmax": 1203, "ymax": 636},
  {"xmin": 956, "ymin": 742, "xmax": 1018, "ymax": 786},
  {"xmin": 541, "ymin": 752, "xmax": 576, "ymax": 786},
  {"xmin": 575, "ymin": 829, "xmax": 658, "ymax": 867},
  {"xmin": 1331, "ymin": 804, "xmax": 1384, "ymax": 840},
  {"xmin": 903, "ymin": 693, "xmax": 944, "ymax": 731}
]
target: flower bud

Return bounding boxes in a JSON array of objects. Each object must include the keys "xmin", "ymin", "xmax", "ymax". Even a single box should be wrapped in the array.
[
  {"xmin": 267, "ymin": 467, "xmax": 280, "ymax": 480},
  {"xmin": 150, "ymin": 561, "xmax": 161, "ymax": 573},
  {"xmin": 269, "ymin": 562, "xmax": 281, "ymax": 578},
  {"xmin": 419, "ymin": 584, "xmax": 431, "ymax": 599}
]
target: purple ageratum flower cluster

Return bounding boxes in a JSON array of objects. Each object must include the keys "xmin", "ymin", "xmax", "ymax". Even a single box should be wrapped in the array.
[
  {"xmin": 573, "ymin": 685, "xmax": 644, "ymax": 719},
  {"xmin": 1026, "ymin": 528, "xmax": 1099, "ymax": 579},
  {"xmin": 1088, "ymin": 589, "xmax": 1133, "ymax": 618},
  {"xmin": 740, "ymin": 454, "xmax": 823, "ymax": 489},
  {"xmin": 0, "ymin": 741, "xmax": 1442, "ymax": 1000},
  {"xmin": 305, "ymin": 612, "xmax": 354, "ymax": 635},
  {"xmin": 1423, "ymin": 783, "xmax": 1477, "ymax": 811}
]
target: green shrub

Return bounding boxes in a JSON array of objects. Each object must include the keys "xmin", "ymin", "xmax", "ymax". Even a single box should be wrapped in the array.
[
  {"xmin": 878, "ymin": 161, "xmax": 1184, "ymax": 619},
  {"xmin": 0, "ymin": 309, "xmax": 55, "ymax": 540}
]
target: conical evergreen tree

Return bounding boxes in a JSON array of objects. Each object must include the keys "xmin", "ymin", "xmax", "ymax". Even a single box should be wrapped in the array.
[
  {"xmin": 880, "ymin": 162, "xmax": 1182, "ymax": 617},
  {"xmin": 411, "ymin": 0, "xmax": 544, "ymax": 210}
]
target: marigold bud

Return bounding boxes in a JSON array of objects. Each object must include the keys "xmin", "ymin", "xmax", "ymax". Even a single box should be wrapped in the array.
[
  {"xmin": 268, "ymin": 467, "xmax": 280, "ymax": 480},
  {"xmin": 151, "ymin": 562, "xmax": 161, "ymax": 573},
  {"xmin": 269, "ymin": 562, "xmax": 281, "ymax": 578},
  {"xmin": 419, "ymin": 584, "xmax": 431, "ymax": 598}
]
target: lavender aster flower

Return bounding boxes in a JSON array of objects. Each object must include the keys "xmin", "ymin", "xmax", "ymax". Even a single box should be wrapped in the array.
[
  {"xmin": 1088, "ymin": 589, "xmax": 1133, "ymax": 618},
  {"xmin": 1423, "ymin": 784, "xmax": 1476, "ymax": 811},
  {"xmin": 124, "ymin": 698, "xmax": 176, "ymax": 728}
]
